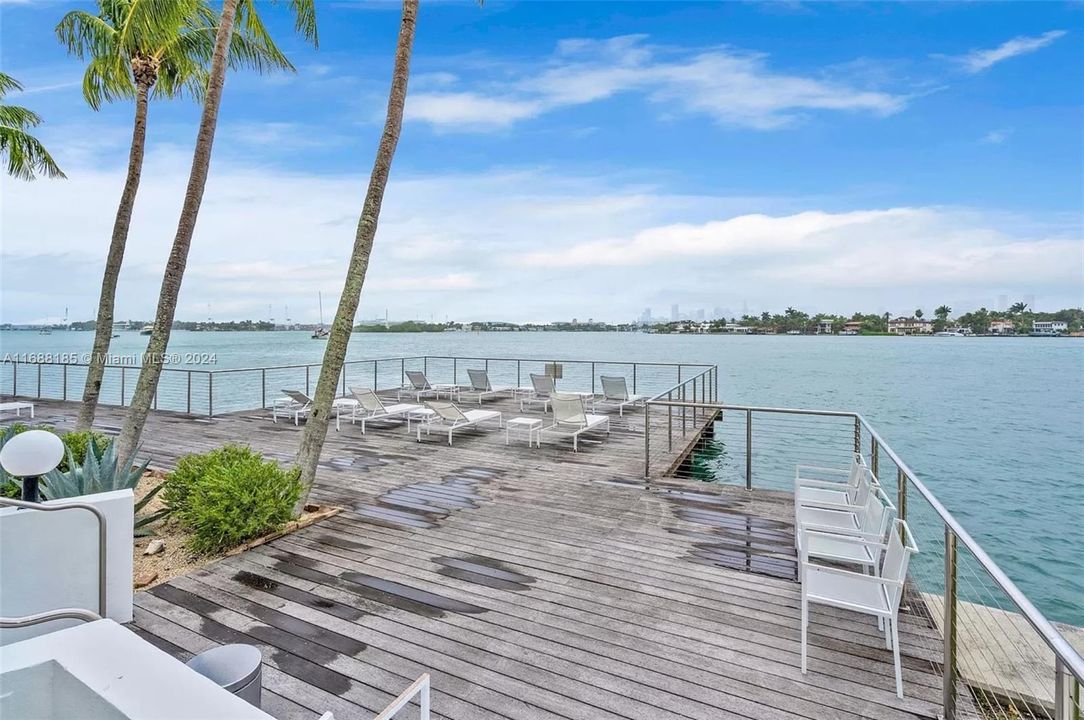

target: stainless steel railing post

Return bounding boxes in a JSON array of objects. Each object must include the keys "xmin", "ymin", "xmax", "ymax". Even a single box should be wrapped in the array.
[
  {"xmin": 186, "ymin": 372, "xmax": 192, "ymax": 414},
  {"xmin": 120, "ymin": 366, "xmax": 125, "ymax": 405},
  {"xmin": 853, "ymin": 416, "xmax": 861, "ymax": 453},
  {"xmin": 667, "ymin": 391, "xmax": 673, "ymax": 452},
  {"xmin": 37, "ymin": 364, "xmax": 41, "ymax": 398},
  {"xmin": 305, "ymin": 366, "xmax": 311, "ymax": 395},
  {"xmin": 373, "ymin": 361, "xmax": 378, "ymax": 391},
  {"xmin": 517, "ymin": 360, "xmax": 522, "ymax": 388},
  {"xmin": 871, "ymin": 436, "xmax": 879, "ymax": 478},
  {"xmin": 62, "ymin": 364, "xmax": 67, "ymax": 401},
  {"xmin": 897, "ymin": 467, "xmax": 907, "ymax": 528},
  {"xmin": 11, "ymin": 361, "xmax": 16, "ymax": 395},
  {"xmin": 401, "ymin": 358, "xmax": 406, "ymax": 388},
  {"xmin": 261, "ymin": 369, "xmax": 267, "ymax": 409},
  {"xmin": 643, "ymin": 402, "xmax": 650, "ymax": 478},
  {"xmin": 591, "ymin": 362, "xmax": 596, "ymax": 394},
  {"xmin": 208, "ymin": 373, "xmax": 214, "ymax": 417},
  {"xmin": 944, "ymin": 526, "xmax": 958, "ymax": 720},
  {"xmin": 745, "ymin": 409, "xmax": 752, "ymax": 490}
]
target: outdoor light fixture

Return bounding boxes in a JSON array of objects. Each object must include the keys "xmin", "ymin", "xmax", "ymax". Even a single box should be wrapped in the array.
[{"xmin": 0, "ymin": 430, "xmax": 64, "ymax": 503}]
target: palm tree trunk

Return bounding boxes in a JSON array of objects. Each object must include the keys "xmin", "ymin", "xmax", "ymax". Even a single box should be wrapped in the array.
[
  {"xmin": 115, "ymin": 0, "xmax": 239, "ymax": 460},
  {"xmin": 294, "ymin": 0, "xmax": 418, "ymax": 513},
  {"xmin": 76, "ymin": 81, "xmax": 151, "ymax": 431}
]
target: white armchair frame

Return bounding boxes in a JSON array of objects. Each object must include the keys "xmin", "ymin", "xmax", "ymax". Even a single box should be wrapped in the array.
[{"xmin": 800, "ymin": 520, "xmax": 918, "ymax": 698}]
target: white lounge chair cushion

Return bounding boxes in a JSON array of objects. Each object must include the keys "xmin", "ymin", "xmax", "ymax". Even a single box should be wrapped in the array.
[
  {"xmin": 583, "ymin": 413, "xmax": 609, "ymax": 428},
  {"xmin": 382, "ymin": 403, "xmax": 421, "ymax": 415},
  {"xmin": 462, "ymin": 409, "xmax": 500, "ymax": 423}
]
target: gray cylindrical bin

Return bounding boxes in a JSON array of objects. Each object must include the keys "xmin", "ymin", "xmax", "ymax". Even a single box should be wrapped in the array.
[{"xmin": 186, "ymin": 643, "xmax": 263, "ymax": 709}]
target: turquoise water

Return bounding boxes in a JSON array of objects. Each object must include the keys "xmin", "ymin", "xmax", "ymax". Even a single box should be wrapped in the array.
[{"xmin": 2, "ymin": 329, "xmax": 1082, "ymax": 624}]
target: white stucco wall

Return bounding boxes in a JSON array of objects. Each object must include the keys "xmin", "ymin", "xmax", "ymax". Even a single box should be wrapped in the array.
[{"xmin": 0, "ymin": 489, "xmax": 133, "ymax": 644}]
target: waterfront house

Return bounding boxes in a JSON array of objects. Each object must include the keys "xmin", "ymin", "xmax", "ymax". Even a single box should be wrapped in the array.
[
  {"xmin": 988, "ymin": 319, "xmax": 1016, "ymax": 335},
  {"xmin": 817, "ymin": 319, "xmax": 834, "ymax": 334},
  {"xmin": 841, "ymin": 320, "xmax": 863, "ymax": 334},
  {"xmin": 888, "ymin": 316, "xmax": 934, "ymax": 335},
  {"xmin": 1031, "ymin": 320, "xmax": 1068, "ymax": 336}
]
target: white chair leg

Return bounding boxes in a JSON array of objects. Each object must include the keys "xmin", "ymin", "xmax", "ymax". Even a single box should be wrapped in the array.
[
  {"xmin": 891, "ymin": 618, "xmax": 903, "ymax": 698},
  {"xmin": 800, "ymin": 597, "xmax": 808, "ymax": 674}
]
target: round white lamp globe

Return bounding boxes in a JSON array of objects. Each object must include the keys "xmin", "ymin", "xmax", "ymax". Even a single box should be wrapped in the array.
[{"xmin": 0, "ymin": 430, "xmax": 65, "ymax": 478}]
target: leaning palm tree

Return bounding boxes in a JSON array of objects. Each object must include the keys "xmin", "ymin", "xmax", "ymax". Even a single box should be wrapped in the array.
[
  {"xmin": 294, "ymin": 0, "xmax": 418, "ymax": 511},
  {"xmin": 58, "ymin": 0, "xmax": 293, "ymax": 432},
  {"xmin": 0, "ymin": 72, "xmax": 65, "ymax": 180},
  {"xmin": 115, "ymin": 0, "xmax": 317, "ymax": 460}
]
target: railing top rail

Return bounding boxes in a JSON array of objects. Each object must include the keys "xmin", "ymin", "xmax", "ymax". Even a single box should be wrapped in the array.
[
  {"xmin": 3, "ymin": 355, "xmax": 715, "ymax": 375},
  {"xmin": 645, "ymin": 398, "xmax": 1084, "ymax": 680},
  {"xmin": 648, "ymin": 366, "xmax": 716, "ymax": 402}
]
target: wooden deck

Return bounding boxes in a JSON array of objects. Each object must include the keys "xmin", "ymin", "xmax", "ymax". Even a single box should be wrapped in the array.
[{"xmin": 11, "ymin": 395, "xmax": 959, "ymax": 720}]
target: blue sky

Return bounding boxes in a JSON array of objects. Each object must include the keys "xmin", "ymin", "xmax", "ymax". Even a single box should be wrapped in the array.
[{"xmin": 1, "ymin": 1, "xmax": 1082, "ymax": 324}]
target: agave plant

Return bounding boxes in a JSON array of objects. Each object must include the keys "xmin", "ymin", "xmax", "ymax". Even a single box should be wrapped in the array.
[
  {"xmin": 42, "ymin": 436, "xmax": 168, "ymax": 535},
  {"xmin": 42, "ymin": 435, "xmax": 148, "ymax": 499}
]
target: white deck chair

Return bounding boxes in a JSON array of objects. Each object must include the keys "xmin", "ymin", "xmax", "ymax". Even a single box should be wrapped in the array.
[
  {"xmin": 542, "ymin": 392, "xmax": 610, "ymax": 451},
  {"xmin": 340, "ymin": 387, "xmax": 422, "ymax": 433},
  {"xmin": 800, "ymin": 519, "xmax": 918, "ymax": 698},
  {"xmin": 273, "ymin": 390, "xmax": 312, "ymax": 425},
  {"xmin": 796, "ymin": 452, "xmax": 874, "ymax": 507},
  {"xmin": 593, "ymin": 375, "xmax": 648, "ymax": 416},
  {"xmin": 461, "ymin": 369, "xmax": 513, "ymax": 405},
  {"xmin": 521, "ymin": 373, "xmax": 555, "ymax": 413},
  {"xmin": 796, "ymin": 482, "xmax": 895, "ymax": 550},
  {"xmin": 398, "ymin": 370, "xmax": 438, "ymax": 401},
  {"xmin": 419, "ymin": 400, "xmax": 502, "ymax": 445}
]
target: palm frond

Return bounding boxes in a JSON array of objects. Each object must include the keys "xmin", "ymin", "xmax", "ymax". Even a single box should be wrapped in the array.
[
  {"xmin": 0, "ymin": 103, "xmax": 42, "ymax": 130},
  {"xmin": 55, "ymin": 9, "xmax": 117, "ymax": 60},
  {"xmin": 0, "ymin": 71, "xmax": 23, "ymax": 98},
  {"xmin": 0, "ymin": 125, "xmax": 66, "ymax": 180}
]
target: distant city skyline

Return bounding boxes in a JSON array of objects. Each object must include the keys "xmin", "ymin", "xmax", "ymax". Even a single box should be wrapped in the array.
[{"xmin": 1, "ymin": 3, "xmax": 1081, "ymax": 324}]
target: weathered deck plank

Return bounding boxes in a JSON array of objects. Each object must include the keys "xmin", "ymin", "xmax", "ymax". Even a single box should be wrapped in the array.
[{"xmin": 5, "ymin": 395, "xmax": 965, "ymax": 719}]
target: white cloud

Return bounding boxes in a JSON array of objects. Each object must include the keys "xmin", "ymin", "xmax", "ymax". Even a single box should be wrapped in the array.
[
  {"xmin": 406, "ymin": 35, "xmax": 906, "ymax": 131},
  {"xmin": 1, "ymin": 146, "xmax": 1080, "ymax": 324},
  {"xmin": 981, "ymin": 129, "xmax": 1011, "ymax": 145},
  {"xmin": 943, "ymin": 30, "xmax": 1067, "ymax": 74}
]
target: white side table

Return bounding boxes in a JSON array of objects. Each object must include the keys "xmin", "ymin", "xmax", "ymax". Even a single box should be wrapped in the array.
[
  {"xmin": 406, "ymin": 408, "xmax": 439, "ymax": 434},
  {"xmin": 506, "ymin": 417, "xmax": 543, "ymax": 447},
  {"xmin": 333, "ymin": 397, "xmax": 359, "ymax": 431}
]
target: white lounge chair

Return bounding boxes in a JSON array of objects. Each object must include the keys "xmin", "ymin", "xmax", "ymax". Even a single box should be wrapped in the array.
[
  {"xmin": 795, "ymin": 452, "xmax": 873, "ymax": 507},
  {"xmin": 398, "ymin": 370, "xmax": 460, "ymax": 401},
  {"xmin": 340, "ymin": 387, "xmax": 423, "ymax": 433},
  {"xmin": 800, "ymin": 519, "xmax": 918, "ymax": 698},
  {"xmin": 520, "ymin": 373, "xmax": 555, "ymax": 413},
  {"xmin": 593, "ymin": 376, "xmax": 647, "ymax": 416},
  {"xmin": 461, "ymin": 369, "xmax": 513, "ymax": 405},
  {"xmin": 542, "ymin": 392, "xmax": 610, "ymax": 451},
  {"xmin": 273, "ymin": 390, "xmax": 312, "ymax": 425},
  {"xmin": 419, "ymin": 400, "xmax": 502, "ymax": 445}
]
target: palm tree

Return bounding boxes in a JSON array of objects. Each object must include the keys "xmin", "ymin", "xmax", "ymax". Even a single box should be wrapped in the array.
[
  {"xmin": 294, "ymin": 0, "xmax": 418, "ymax": 512},
  {"xmin": 914, "ymin": 309, "xmax": 923, "ymax": 319},
  {"xmin": 0, "ymin": 72, "xmax": 65, "ymax": 180},
  {"xmin": 1009, "ymin": 301, "xmax": 1028, "ymax": 315},
  {"xmin": 935, "ymin": 305, "xmax": 951, "ymax": 320},
  {"xmin": 115, "ymin": 0, "xmax": 317, "ymax": 460},
  {"xmin": 59, "ymin": 0, "xmax": 294, "ymax": 432}
]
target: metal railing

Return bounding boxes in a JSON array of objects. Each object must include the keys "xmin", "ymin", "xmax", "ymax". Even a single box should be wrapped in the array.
[
  {"xmin": 644, "ymin": 397, "xmax": 1084, "ymax": 720},
  {"xmin": 1, "ymin": 356, "xmax": 713, "ymax": 418}
]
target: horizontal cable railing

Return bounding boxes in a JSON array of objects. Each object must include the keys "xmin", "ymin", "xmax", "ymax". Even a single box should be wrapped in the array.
[
  {"xmin": 646, "ymin": 395, "xmax": 1083, "ymax": 720},
  {"xmin": 1, "ymin": 356, "xmax": 713, "ymax": 419}
]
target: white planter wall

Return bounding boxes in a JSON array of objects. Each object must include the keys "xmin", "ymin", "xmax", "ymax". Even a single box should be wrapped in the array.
[{"xmin": 0, "ymin": 489, "xmax": 133, "ymax": 645}]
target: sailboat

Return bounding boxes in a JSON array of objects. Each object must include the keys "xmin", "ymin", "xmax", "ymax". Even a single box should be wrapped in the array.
[{"xmin": 312, "ymin": 292, "xmax": 329, "ymax": 339}]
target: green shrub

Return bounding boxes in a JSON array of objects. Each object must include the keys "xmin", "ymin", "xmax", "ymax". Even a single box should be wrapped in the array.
[
  {"xmin": 165, "ymin": 444, "xmax": 301, "ymax": 555},
  {"xmin": 59, "ymin": 430, "xmax": 109, "ymax": 471}
]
